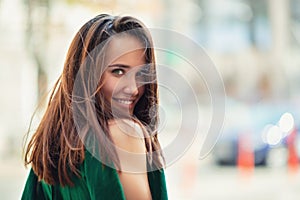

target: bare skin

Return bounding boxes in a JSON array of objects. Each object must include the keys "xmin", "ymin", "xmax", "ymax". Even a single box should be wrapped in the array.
[
  {"xmin": 109, "ymin": 119, "xmax": 151, "ymax": 200},
  {"xmin": 102, "ymin": 35, "xmax": 152, "ymax": 200}
]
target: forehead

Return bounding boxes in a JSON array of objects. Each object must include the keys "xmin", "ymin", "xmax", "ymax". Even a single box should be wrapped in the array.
[{"xmin": 105, "ymin": 34, "xmax": 146, "ymax": 66}]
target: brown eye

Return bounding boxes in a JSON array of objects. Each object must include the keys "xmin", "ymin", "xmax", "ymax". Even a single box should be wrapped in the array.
[{"xmin": 112, "ymin": 69, "xmax": 125, "ymax": 76}]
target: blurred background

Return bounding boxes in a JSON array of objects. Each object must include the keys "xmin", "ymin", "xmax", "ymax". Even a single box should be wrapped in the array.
[{"xmin": 1, "ymin": 0, "xmax": 300, "ymax": 199}]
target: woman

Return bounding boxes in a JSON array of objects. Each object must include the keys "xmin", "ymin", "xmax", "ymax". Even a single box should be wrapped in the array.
[{"xmin": 22, "ymin": 14, "xmax": 168, "ymax": 200}]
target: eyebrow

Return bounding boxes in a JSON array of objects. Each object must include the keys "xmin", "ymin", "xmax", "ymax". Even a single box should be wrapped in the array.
[{"xmin": 108, "ymin": 64, "xmax": 131, "ymax": 68}]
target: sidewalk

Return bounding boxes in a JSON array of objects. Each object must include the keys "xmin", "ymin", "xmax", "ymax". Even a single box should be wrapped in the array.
[{"xmin": 0, "ymin": 158, "xmax": 28, "ymax": 200}]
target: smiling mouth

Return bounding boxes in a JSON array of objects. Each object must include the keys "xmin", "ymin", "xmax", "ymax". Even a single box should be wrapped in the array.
[{"xmin": 113, "ymin": 98, "xmax": 135, "ymax": 105}]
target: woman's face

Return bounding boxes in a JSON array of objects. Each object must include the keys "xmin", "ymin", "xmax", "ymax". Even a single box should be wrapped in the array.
[{"xmin": 101, "ymin": 35, "xmax": 146, "ymax": 116}]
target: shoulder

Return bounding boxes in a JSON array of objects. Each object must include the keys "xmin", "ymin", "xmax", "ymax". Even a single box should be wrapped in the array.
[
  {"xmin": 108, "ymin": 118, "xmax": 144, "ymax": 138},
  {"xmin": 108, "ymin": 119, "xmax": 146, "ymax": 154}
]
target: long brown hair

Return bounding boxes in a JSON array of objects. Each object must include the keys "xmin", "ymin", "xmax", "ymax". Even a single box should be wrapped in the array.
[{"xmin": 24, "ymin": 14, "xmax": 163, "ymax": 186}]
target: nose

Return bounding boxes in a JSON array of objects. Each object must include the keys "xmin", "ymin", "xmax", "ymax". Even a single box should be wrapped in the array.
[{"xmin": 122, "ymin": 74, "xmax": 139, "ymax": 96}]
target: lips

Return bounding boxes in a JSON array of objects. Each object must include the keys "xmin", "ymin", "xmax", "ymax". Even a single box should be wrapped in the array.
[{"xmin": 112, "ymin": 98, "xmax": 135, "ymax": 105}]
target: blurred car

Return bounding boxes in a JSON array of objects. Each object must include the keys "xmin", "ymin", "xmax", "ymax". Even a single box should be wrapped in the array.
[{"xmin": 213, "ymin": 98, "xmax": 300, "ymax": 167}]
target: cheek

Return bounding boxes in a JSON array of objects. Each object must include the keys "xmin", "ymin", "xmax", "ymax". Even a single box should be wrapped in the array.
[{"xmin": 101, "ymin": 80, "xmax": 116, "ymax": 100}]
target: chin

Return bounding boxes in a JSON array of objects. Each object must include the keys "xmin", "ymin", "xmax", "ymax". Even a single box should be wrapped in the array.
[{"xmin": 110, "ymin": 106, "xmax": 134, "ymax": 118}]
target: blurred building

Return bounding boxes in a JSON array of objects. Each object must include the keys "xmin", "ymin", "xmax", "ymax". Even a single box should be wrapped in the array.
[
  {"xmin": 1, "ymin": 0, "xmax": 300, "ymax": 158},
  {"xmin": 192, "ymin": 0, "xmax": 300, "ymax": 104}
]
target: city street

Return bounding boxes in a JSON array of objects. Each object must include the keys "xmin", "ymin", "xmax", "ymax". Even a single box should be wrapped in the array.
[
  {"xmin": 2, "ymin": 156, "xmax": 300, "ymax": 200},
  {"xmin": 0, "ymin": 159, "xmax": 28, "ymax": 200},
  {"xmin": 1, "ymin": 0, "xmax": 300, "ymax": 200},
  {"xmin": 165, "ymin": 156, "xmax": 300, "ymax": 200}
]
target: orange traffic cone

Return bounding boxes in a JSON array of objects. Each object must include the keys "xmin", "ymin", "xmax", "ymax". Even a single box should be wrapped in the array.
[
  {"xmin": 287, "ymin": 126, "xmax": 298, "ymax": 174},
  {"xmin": 180, "ymin": 154, "xmax": 198, "ymax": 198},
  {"xmin": 237, "ymin": 132, "xmax": 254, "ymax": 177}
]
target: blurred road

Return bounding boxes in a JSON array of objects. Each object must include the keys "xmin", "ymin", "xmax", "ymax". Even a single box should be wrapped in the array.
[
  {"xmin": 0, "ymin": 159, "xmax": 28, "ymax": 200},
  {"xmin": 1, "ymin": 156, "xmax": 300, "ymax": 200},
  {"xmin": 166, "ymin": 156, "xmax": 300, "ymax": 200}
]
